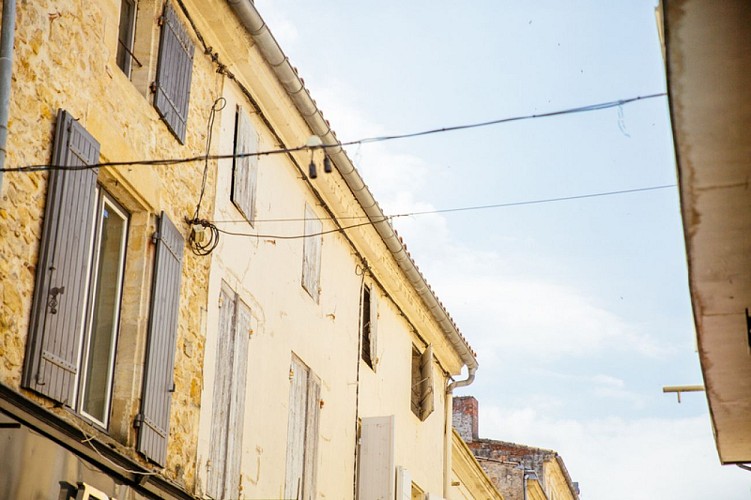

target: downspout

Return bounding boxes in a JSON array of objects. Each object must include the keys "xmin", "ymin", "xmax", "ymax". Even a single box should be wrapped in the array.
[
  {"xmin": 443, "ymin": 365, "xmax": 477, "ymax": 497},
  {"xmin": 0, "ymin": 0, "xmax": 16, "ymax": 192}
]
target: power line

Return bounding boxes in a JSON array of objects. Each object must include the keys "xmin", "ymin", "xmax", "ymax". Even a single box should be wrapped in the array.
[
  {"xmin": 0, "ymin": 92, "xmax": 667, "ymax": 173},
  {"xmin": 212, "ymin": 183, "xmax": 677, "ymax": 240}
]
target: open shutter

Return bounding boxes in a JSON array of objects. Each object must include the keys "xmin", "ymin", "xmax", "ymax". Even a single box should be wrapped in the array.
[
  {"xmin": 285, "ymin": 357, "xmax": 308, "ymax": 500},
  {"xmin": 357, "ymin": 415, "xmax": 396, "ymax": 500},
  {"xmin": 302, "ymin": 373, "xmax": 321, "ymax": 500},
  {"xmin": 137, "ymin": 212, "xmax": 184, "ymax": 466},
  {"xmin": 226, "ymin": 298, "xmax": 251, "ymax": 497},
  {"xmin": 231, "ymin": 106, "xmax": 259, "ymax": 223},
  {"xmin": 395, "ymin": 466, "xmax": 412, "ymax": 500},
  {"xmin": 153, "ymin": 3, "xmax": 194, "ymax": 143},
  {"xmin": 207, "ymin": 285, "xmax": 235, "ymax": 498},
  {"xmin": 23, "ymin": 110, "xmax": 99, "ymax": 405},
  {"xmin": 419, "ymin": 345, "xmax": 435, "ymax": 420},
  {"xmin": 369, "ymin": 288, "xmax": 378, "ymax": 370},
  {"xmin": 301, "ymin": 205, "xmax": 322, "ymax": 301}
]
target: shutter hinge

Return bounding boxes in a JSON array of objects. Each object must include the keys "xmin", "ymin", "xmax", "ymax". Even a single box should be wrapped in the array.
[
  {"xmin": 149, "ymin": 82, "xmax": 157, "ymax": 94},
  {"xmin": 134, "ymin": 413, "xmax": 144, "ymax": 428},
  {"xmin": 151, "ymin": 231, "xmax": 160, "ymax": 244},
  {"xmin": 169, "ymin": 381, "xmax": 175, "ymax": 393},
  {"xmin": 158, "ymin": 15, "xmax": 165, "ymax": 26}
]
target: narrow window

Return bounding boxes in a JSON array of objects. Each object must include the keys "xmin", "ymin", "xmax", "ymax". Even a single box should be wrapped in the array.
[
  {"xmin": 116, "ymin": 0, "xmax": 137, "ymax": 77},
  {"xmin": 360, "ymin": 284, "xmax": 378, "ymax": 370},
  {"xmin": 79, "ymin": 191, "xmax": 129, "ymax": 427},
  {"xmin": 410, "ymin": 344, "xmax": 435, "ymax": 421},
  {"xmin": 301, "ymin": 205, "xmax": 322, "ymax": 301},
  {"xmin": 231, "ymin": 106, "xmax": 259, "ymax": 224}
]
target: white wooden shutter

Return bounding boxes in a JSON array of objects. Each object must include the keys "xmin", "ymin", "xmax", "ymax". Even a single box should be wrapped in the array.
[
  {"xmin": 226, "ymin": 298, "xmax": 251, "ymax": 497},
  {"xmin": 357, "ymin": 415, "xmax": 395, "ymax": 500},
  {"xmin": 395, "ymin": 466, "xmax": 412, "ymax": 500},
  {"xmin": 301, "ymin": 205, "xmax": 322, "ymax": 301},
  {"xmin": 302, "ymin": 373, "xmax": 321, "ymax": 500},
  {"xmin": 419, "ymin": 346, "xmax": 435, "ymax": 421},
  {"xmin": 231, "ymin": 106, "xmax": 259, "ymax": 223},
  {"xmin": 369, "ymin": 287, "xmax": 378, "ymax": 370},
  {"xmin": 285, "ymin": 357, "xmax": 309, "ymax": 500}
]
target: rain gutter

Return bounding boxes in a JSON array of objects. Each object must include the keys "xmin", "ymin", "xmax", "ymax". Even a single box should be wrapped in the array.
[{"xmin": 225, "ymin": 0, "xmax": 478, "ymax": 375}]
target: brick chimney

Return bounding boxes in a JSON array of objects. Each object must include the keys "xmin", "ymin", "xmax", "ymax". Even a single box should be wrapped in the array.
[{"xmin": 452, "ymin": 396, "xmax": 479, "ymax": 442}]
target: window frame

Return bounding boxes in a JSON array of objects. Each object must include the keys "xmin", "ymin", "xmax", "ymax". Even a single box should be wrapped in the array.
[
  {"xmin": 76, "ymin": 189, "xmax": 130, "ymax": 429},
  {"xmin": 115, "ymin": 0, "xmax": 138, "ymax": 77}
]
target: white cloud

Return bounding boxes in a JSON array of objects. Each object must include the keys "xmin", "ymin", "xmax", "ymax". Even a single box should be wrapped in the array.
[{"xmin": 481, "ymin": 405, "xmax": 751, "ymax": 500}]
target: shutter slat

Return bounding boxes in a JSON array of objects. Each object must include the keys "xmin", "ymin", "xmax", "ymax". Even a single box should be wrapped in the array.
[
  {"xmin": 231, "ymin": 107, "xmax": 258, "ymax": 223},
  {"xmin": 153, "ymin": 4, "xmax": 194, "ymax": 143},
  {"xmin": 285, "ymin": 357, "xmax": 308, "ymax": 500},
  {"xmin": 369, "ymin": 288, "xmax": 378, "ymax": 370},
  {"xmin": 419, "ymin": 345, "xmax": 435, "ymax": 420},
  {"xmin": 226, "ymin": 298, "xmax": 251, "ymax": 497},
  {"xmin": 23, "ymin": 110, "xmax": 99, "ymax": 405},
  {"xmin": 137, "ymin": 212, "xmax": 184, "ymax": 466},
  {"xmin": 303, "ymin": 374, "xmax": 321, "ymax": 500}
]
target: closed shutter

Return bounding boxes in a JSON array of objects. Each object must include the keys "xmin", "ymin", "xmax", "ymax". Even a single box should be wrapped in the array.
[
  {"xmin": 153, "ymin": 3, "xmax": 194, "ymax": 143},
  {"xmin": 207, "ymin": 285, "xmax": 235, "ymax": 499},
  {"xmin": 285, "ymin": 357, "xmax": 309, "ymax": 500},
  {"xmin": 301, "ymin": 205, "xmax": 322, "ymax": 301},
  {"xmin": 23, "ymin": 110, "xmax": 99, "ymax": 405},
  {"xmin": 302, "ymin": 373, "xmax": 321, "ymax": 500},
  {"xmin": 137, "ymin": 212, "xmax": 184, "ymax": 466},
  {"xmin": 231, "ymin": 106, "xmax": 259, "ymax": 223},
  {"xmin": 357, "ymin": 415, "xmax": 396, "ymax": 500},
  {"xmin": 419, "ymin": 345, "xmax": 435, "ymax": 421},
  {"xmin": 225, "ymin": 296, "xmax": 251, "ymax": 497},
  {"xmin": 369, "ymin": 288, "xmax": 378, "ymax": 370}
]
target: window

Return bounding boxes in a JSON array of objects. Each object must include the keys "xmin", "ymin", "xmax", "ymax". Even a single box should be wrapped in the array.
[
  {"xmin": 78, "ymin": 190, "xmax": 129, "ymax": 426},
  {"xmin": 360, "ymin": 284, "xmax": 378, "ymax": 370},
  {"xmin": 153, "ymin": 3, "xmax": 194, "ymax": 143},
  {"xmin": 410, "ymin": 345, "xmax": 435, "ymax": 421},
  {"xmin": 23, "ymin": 110, "xmax": 184, "ymax": 466},
  {"xmin": 116, "ymin": 0, "xmax": 137, "ymax": 77},
  {"xmin": 301, "ymin": 204, "xmax": 322, "ymax": 301},
  {"xmin": 231, "ymin": 106, "xmax": 259, "ymax": 224},
  {"xmin": 207, "ymin": 284, "xmax": 251, "ymax": 500},
  {"xmin": 285, "ymin": 356, "xmax": 321, "ymax": 500}
]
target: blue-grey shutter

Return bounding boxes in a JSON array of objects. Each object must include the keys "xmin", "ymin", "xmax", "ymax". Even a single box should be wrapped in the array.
[
  {"xmin": 153, "ymin": 3, "xmax": 194, "ymax": 144},
  {"xmin": 22, "ymin": 110, "xmax": 99, "ymax": 405},
  {"xmin": 137, "ymin": 212, "xmax": 184, "ymax": 466}
]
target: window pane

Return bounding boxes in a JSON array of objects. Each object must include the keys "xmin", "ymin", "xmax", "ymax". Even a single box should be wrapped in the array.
[{"xmin": 82, "ymin": 200, "xmax": 127, "ymax": 424}]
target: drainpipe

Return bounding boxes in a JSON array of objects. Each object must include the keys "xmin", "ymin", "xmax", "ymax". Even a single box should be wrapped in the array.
[
  {"xmin": 443, "ymin": 365, "xmax": 477, "ymax": 498},
  {"xmin": 0, "ymin": 0, "xmax": 16, "ymax": 193}
]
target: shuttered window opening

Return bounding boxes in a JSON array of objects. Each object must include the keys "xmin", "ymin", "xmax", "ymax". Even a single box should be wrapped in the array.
[
  {"xmin": 231, "ymin": 106, "xmax": 259, "ymax": 225},
  {"xmin": 301, "ymin": 205, "xmax": 322, "ymax": 302},
  {"xmin": 285, "ymin": 356, "xmax": 321, "ymax": 500},
  {"xmin": 357, "ymin": 416, "xmax": 396, "ymax": 500},
  {"xmin": 207, "ymin": 284, "xmax": 251, "ymax": 500},
  {"xmin": 153, "ymin": 3, "xmax": 194, "ymax": 144},
  {"xmin": 360, "ymin": 284, "xmax": 378, "ymax": 370},
  {"xmin": 116, "ymin": 0, "xmax": 137, "ymax": 77},
  {"xmin": 23, "ymin": 110, "xmax": 129, "ymax": 430},
  {"xmin": 137, "ymin": 212, "xmax": 184, "ymax": 466},
  {"xmin": 410, "ymin": 345, "xmax": 435, "ymax": 421}
]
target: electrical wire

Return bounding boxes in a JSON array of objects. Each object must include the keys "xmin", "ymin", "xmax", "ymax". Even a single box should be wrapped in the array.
[
  {"xmin": 211, "ymin": 183, "xmax": 676, "ymax": 240},
  {"xmin": 0, "ymin": 92, "xmax": 667, "ymax": 174}
]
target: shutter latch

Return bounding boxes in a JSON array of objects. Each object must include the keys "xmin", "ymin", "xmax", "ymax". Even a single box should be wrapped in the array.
[{"xmin": 48, "ymin": 286, "xmax": 65, "ymax": 314}]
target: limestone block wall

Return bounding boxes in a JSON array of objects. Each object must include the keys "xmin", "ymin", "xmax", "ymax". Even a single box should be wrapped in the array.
[{"xmin": 0, "ymin": 0, "xmax": 225, "ymax": 492}]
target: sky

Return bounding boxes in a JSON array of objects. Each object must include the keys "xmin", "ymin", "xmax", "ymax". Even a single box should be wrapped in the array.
[{"xmin": 255, "ymin": 1, "xmax": 750, "ymax": 498}]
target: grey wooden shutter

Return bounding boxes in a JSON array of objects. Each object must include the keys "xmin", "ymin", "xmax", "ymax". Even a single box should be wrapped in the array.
[
  {"xmin": 419, "ymin": 345, "xmax": 435, "ymax": 421},
  {"xmin": 231, "ymin": 106, "xmax": 259, "ymax": 223},
  {"xmin": 302, "ymin": 373, "xmax": 321, "ymax": 500},
  {"xmin": 153, "ymin": 3, "xmax": 194, "ymax": 143},
  {"xmin": 357, "ymin": 416, "xmax": 396, "ymax": 500},
  {"xmin": 285, "ymin": 357, "xmax": 309, "ymax": 500},
  {"xmin": 23, "ymin": 110, "xmax": 99, "ymax": 405},
  {"xmin": 207, "ymin": 285, "xmax": 235, "ymax": 499},
  {"xmin": 301, "ymin": 205, "xmax": 322, "ymax": 301},
  {"xmin": 137, "ymin": 212, "xmax": 184, "ymax": 466}
]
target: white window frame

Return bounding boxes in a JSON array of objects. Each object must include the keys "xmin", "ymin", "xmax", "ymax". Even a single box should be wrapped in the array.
[{"xmin": 76, "ymin": 189, "xmax": 129, "ymax": 428}]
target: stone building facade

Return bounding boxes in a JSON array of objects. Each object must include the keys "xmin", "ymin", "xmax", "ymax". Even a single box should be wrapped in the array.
[
  {"xmin": 453, "ymin": 396, "xmax": 580, "ymax": 500},
  {"xmin": 0, "ymin": 1, "xmax": 481, "ymax": 499}
]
